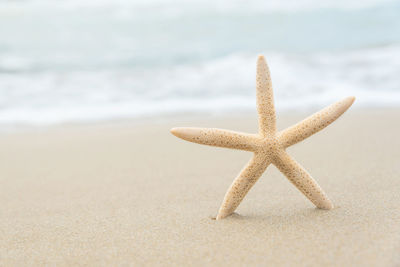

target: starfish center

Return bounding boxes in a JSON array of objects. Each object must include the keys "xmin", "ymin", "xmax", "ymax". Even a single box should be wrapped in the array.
[{"xmin": 257, "ymin": 136, "xmax": 282, "ymax": 154}]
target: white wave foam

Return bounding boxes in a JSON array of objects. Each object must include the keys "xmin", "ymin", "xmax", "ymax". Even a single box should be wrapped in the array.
[{"xmin": 0, "ymin": 45, "xmax": 399, "ymax": 126}]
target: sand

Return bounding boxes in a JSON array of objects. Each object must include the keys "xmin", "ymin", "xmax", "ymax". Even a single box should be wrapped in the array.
[{"xmin": 0, "ymin": 109, "xmax": 399, "ymax": 266}]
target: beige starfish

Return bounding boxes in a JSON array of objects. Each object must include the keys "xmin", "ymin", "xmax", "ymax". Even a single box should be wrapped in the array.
[{"xmin": 171, "ymin": 55, "xmax": 355, "ymax": 220}]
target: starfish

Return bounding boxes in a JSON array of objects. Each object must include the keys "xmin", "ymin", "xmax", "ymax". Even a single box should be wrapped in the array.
[{"xmin": 170, "ymin": 55, "xmax": 355, "ymax": 220}]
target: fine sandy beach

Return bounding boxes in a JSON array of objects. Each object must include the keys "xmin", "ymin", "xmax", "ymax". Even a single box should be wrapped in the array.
[{"xmin": 0, "ymin": 109, "xmax": 399, "ymax": 266}]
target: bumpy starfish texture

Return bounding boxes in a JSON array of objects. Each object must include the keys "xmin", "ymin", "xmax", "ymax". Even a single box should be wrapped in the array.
[{"xmin": 171, "ymin": 55, "xmax": 355, "ymax": 220}]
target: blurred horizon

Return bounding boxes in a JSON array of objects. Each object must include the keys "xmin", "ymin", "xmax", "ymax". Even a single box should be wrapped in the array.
[{"xmin": 0, "ymin": 0, "xmax": 399, "ymax": 125}]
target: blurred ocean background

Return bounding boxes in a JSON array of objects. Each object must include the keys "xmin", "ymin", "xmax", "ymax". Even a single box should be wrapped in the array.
[{"xmin": 0, "ymin": 0, "xmax": 399, "ymax": 126}]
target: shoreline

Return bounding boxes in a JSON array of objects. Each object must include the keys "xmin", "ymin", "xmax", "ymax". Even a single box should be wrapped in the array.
[{"xmin": 0, "ymin": 106, "xmax": 397, "ymax": 135}]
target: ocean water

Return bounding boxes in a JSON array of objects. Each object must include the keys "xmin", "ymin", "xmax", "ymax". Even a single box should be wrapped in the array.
[{"xmin": 0, "ymin": 0, "xmax": 399, "ymax": 125}]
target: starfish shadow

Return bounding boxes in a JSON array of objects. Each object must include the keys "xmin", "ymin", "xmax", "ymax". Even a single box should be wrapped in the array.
[{"xmin": 213, "ymin": 207, "xmax": 340, "ymax": 224}]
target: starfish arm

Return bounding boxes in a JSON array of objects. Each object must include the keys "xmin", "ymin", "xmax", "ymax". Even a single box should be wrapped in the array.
[
  {"xmin": 256, "ymin": 55, "xmax": 277, "ymax": 137},
  {"xmin": 278, "ymin": 96, "xmax": 355, "ymax": 148},
  {"xmin": 170, "ymin": 127, "xmax": 258, "ymax": 151},
  {"xmin": 273, "ymin": 150, "xmax": 333, "ymax": 209},
  {"xmin": 216, "ymin": 153, "xmax": 270, "ymax": 220}
]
